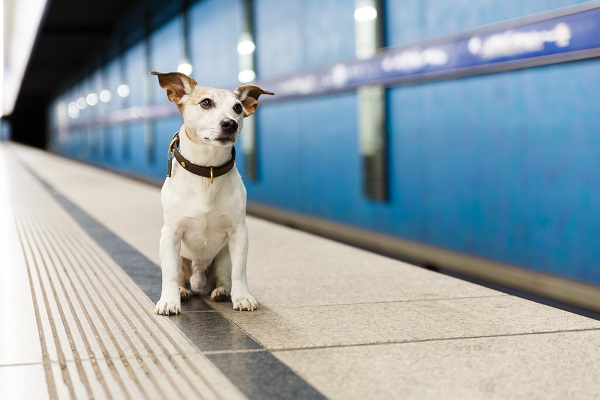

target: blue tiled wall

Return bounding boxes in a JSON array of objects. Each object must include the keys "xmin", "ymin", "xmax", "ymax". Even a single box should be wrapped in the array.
[{"xmin": 48, "ymin": 0, "xmax": 600, "ymax": 287}]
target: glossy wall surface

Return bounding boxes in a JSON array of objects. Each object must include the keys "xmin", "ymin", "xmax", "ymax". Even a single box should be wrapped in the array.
[{"xmin": 49, "ymin": 0, "xmax": 600, "ymax": 286}]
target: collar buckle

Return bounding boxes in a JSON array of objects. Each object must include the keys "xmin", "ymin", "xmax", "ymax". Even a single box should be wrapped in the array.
[{"xmin": 166, "ymin": 132, "xmax": 179, "ymax": 177}]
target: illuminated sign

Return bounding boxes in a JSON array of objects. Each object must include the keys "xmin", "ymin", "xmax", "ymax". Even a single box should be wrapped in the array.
[
  {"xmin": 56, "ymin": 3, "xmax": 600, "ymax": 128},
  {"xmin": 260, "ymin": 4, "xmax": 600, "ymax": 101}
]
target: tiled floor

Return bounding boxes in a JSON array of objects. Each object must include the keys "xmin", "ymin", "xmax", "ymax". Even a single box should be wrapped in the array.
[{"xmin": 2, "ymin": 142, "xmax": 600, "ymax": 400}]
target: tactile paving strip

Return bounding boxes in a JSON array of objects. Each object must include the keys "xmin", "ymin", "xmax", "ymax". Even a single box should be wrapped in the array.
[{"xmin": 6, "ymin": 149, "xmax": 245, "ymax": 400}]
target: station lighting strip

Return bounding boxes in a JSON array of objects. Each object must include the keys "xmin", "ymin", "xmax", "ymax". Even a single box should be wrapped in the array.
[{"xmin": 57, "ymin": 3, "xmax": 600, "ymax": 126}]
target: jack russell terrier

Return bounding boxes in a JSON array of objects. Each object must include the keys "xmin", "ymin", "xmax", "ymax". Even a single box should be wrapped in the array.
[{"xmin": 150, "ymin": 71, "xmax": 273, "ymax": 315}]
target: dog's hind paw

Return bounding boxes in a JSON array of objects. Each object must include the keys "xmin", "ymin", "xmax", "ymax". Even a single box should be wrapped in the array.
[
  {"xmin": 155, "ymin": 297, "xmax": 181, "ymax": 316},
  {"xmin": 210, "ymin": 287, "xmax": 231, "ymax": 302},
  {"xmin": 179, "ymin": 286, "xmax": 191, "ymax": 302},
  {"xmin": 232, "ymin": 294, "xmax": 257, "ymax": 311}
]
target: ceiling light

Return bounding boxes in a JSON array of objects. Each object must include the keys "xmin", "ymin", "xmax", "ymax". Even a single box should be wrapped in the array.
[
  {"xmin": 68, "ymin": 103, "xmax": 79, "ymax": 118},
  {"xmin": 99, "ymin": 90, "xmax": 112, "ymax": 102},
  {"xmin": 354, "ymin": 6, "xmax": 377, "ymax": 22},
  {"xmin": 237, "ymin": 40, "xmax": 256, "ymax": 55},
  {"xmin": 86, "ymin": 93, "xmax": 99, "ymax": 106},
  {"xmin": 117, "ymin": 84, "xmax": 130, "ymax": 98},
  {"xmin": 76, "ymin": 97, "xmax": 87, "ymax": 109},
  {"xmin": 238, "ymin": 69, "xmax": 256, "ymax": 83},
  {"xmin": 177, "ymin": 62, "xmax": 193, "ymax": 75}
]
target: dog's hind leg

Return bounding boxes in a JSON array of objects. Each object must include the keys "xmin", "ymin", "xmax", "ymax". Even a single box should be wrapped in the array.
[
  {"xmin": 178, "ymin": 257, "xmax": 191, "ymax": 301},
  {"xmin": 210, "ymin": 245, "xmax": 232, "ymax": 302}
]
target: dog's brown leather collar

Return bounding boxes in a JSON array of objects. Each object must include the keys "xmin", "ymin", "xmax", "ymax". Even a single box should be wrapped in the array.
[{"xmin": 166, "ymin": 132, "xmax": 236, "ymax": 183}]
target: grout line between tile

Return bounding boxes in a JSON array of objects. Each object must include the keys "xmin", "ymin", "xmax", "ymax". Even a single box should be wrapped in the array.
[
  {"xmin": 285, "ymin": 294, "xmax": 511, "ymax": 309},
  {"xmin": 267, "ymin": 327, "xmax": 600, "ymax": 353},
  {"xmin": 0, "ymin": 362, "xmax": 45, "ymax": 368},
  {"xmin": 180, "ymin": 310, "xmax": 218, "ymax": 314},
  {"xmin": 199, "ymin": 349, "xmax": 270, "ymax": 356}
]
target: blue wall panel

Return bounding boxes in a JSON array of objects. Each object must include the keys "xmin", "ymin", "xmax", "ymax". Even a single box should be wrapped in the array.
[
  {"xmin": 520, "ymin": 60, "xmax": 600, "ymax": 280},
  {"xmin": 255, "ymin": 0, "xmax": 355, "ymax": 76},
  {"xmin": 150, "ymin": 117, "xmax": 183, "ymax": 180},
  {"xmin": 384, "ymin": 59, "xmax": 600, "ymax": 282},
  {"xmin": 190, "ymin": 0, "xmax": 241, "ymax": 89},
  {"xmin": 120, "ymin": 123, "xmax": 147, "ymax": 175},
  {"xmin": 298, "ymin": 94, "xmax": 360, "ymax": 222},
  {"xmin": 255, "ymin": 0, "xmax": 303, "ymax": 77},
  {"xmin": 107, "ymin": 126, "xmax": 125, "ymax": 167},
  {"xmin": 301, "ymin": 0, "xmax": 356, "ymax": 68},
  {"xmin": 124, "ymin": 42, "xmax": 147, "ymax": 107},
  {"xmin": 247, "ymin": 101, "xmax": 302, "ymax": 210},
  {"xmin": 104, "ymin": 58, "xmax": 123, "ymax": 113},
  {"xmin": 149, "ymin": 17, "xmax": 185, "ymax": 102}
]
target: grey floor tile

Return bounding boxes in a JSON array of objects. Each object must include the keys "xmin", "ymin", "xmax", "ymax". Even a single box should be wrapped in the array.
[
  {"xmin": 170, "ymin": 311, "xmax": 262, "ymax": 352},
  {"xmin": 207, "ymin": 351, "xmax": 326, "ymax": 400},
  {"xmin": 211, "ymin": 295, "xmax": 600, "ymax": 349},
  {"xmin": 274, "ymin": 329, "xmax": 600, "ymax": 400},
  {"xmin": 181, "ymin": 296, "xmax": 216, "ymax": 312},
  {"xmin": 244, "ymin": 218, "xmax": 503, "ymax": 308}
]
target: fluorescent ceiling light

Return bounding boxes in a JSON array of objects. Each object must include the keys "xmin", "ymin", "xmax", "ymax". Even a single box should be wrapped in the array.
[
  {"xmin": 86, "ymin": 93, "xmax": 99, "ymax": 106},
  {"xmin": 117, "ymin": 84, "xmax": 130, "ymax": 98},
  {"xmin": 177, "ymin": 62, "xmax": 193, "ymax": 75},
  {"xmin": 1, "ymin": 0, "xmax": 49, "ymax": 117},
  {"xmin": 237, "ymin": 40, "xmax": 256, "ymax": 55},
  {"xmin": 238, "ymin": 69, "xmax": 256, "ymax": 83},
  {"xmin": 99, "ymin": 89, "xmax": 112, "ymax": 102},
  {"xmin": 354, "ymin": 6, "xmax": 377, "ymax": 22}
]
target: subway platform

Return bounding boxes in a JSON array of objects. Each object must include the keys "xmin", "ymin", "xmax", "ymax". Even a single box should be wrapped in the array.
[{"xmin": 1, "ymin": 142, "xmax": 600, "ymax": 400}]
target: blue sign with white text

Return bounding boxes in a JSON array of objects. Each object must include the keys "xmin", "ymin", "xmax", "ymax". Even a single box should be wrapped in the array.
[{"xmin": 260, "ymin": 4, "xmax": 600, "ymax": 100}]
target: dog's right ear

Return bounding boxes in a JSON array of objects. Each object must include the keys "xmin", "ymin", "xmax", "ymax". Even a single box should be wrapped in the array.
[{"xmin": 150, "ymin": 71, "xmax": 198, "ymax": 106}]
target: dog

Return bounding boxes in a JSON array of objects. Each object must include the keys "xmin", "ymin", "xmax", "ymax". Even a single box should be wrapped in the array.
[{"xmin": 150, "ymin": 71, "xmax": 273, "ymax": 315}]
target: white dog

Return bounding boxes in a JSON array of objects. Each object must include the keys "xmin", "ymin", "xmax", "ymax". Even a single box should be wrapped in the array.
[{"xmin": 150, "ymin": 71, "xmax": 273, "ymax": 315}]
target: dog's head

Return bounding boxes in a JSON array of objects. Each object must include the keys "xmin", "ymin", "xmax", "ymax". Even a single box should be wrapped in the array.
[{"xmin": 150, "ymin": 71, "xmax": 273, "ymax": 147}]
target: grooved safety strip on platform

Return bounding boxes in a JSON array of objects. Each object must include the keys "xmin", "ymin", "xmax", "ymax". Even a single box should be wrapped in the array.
[{"xmin": 7, "ymin": 151, "xmax": 245, "ymax": 400}]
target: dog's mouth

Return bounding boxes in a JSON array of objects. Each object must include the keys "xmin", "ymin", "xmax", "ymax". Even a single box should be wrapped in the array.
[{"xmin": 204, "ymin": 136, "xmax": 235, "ymax": 145}]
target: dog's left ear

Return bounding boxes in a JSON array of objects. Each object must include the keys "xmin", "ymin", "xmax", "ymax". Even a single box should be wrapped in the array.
[
  {"xmin": 150, "ymin": 71, "xmax": 198, "ymax": 106},
  {"xmin": 233, "ymin": 85, "xmax": 274, "ymax": 117}
]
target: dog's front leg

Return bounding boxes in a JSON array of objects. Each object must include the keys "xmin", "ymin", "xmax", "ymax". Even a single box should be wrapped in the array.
[
  {"xmin": 228, "ymin": 222, "xmax": 257, "ymax": 311},
  {"xmin": 156, "ymin": 225, "xmax": 182, "ymax": 315}
]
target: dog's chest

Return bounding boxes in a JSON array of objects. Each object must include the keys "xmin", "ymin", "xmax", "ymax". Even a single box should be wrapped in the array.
[
  {"xmin": 173, "ymin": 196, "xmax": 231, "ymax": 258},
  {"xmin": 179, "ymin": 213, "xmax": 228, "ymax": 258},
  {"xmin": 162, "ymin": 171, "xmax": 245, "ymax": 260},
  {"xmin": 175, "ymin": 192, "xmax": 234, "ymax": 251}
]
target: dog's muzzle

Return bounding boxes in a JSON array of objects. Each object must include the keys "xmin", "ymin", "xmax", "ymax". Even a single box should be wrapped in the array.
[{"xmin": 220, "ymin": 118, "xmax": 238, "ymax": 135}]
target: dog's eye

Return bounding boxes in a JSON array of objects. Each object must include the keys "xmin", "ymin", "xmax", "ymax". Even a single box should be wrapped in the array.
[
  {"xmin": 199, "ymin": 98, "xmax": 213, "ymax": 109},
  {"xmin": 233, "ymin": 103, "xmax": 243, "ymax": 114}
]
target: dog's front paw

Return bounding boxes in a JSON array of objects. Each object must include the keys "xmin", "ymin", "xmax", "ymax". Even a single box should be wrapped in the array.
[
  {"xmin": 155, "ymin": 297, "xmax": 181, "ymax": 315},
  {"xmin": 231, "ymin": 292, "xmax": 257, "ymax": 311}
]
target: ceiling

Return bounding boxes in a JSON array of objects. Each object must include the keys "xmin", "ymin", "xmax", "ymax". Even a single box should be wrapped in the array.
[{"xmin": 9, "ymin": 0, "xmax": 140, "ymax": 147}]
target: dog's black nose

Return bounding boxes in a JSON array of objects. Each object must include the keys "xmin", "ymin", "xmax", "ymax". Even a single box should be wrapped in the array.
[{"xmin": 220, "ymin": 118, "xmax": 238, "ymax": 135}]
